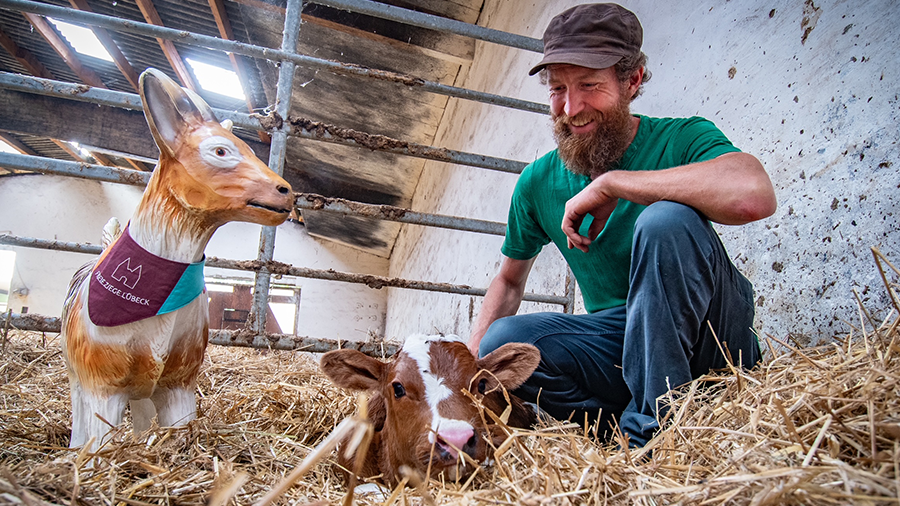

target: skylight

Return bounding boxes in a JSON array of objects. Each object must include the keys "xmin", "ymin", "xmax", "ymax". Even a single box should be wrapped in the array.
[
  {"xmin": 48, "ymin": 18, "xmax": 113, "ymax": 62},
  {"xmin": 185, "ymin": 58, "xmax": 246, "ymax": 101},
  {"xmin": 0, "ymin": 139, "xmax": 18, "ymax": 154}
]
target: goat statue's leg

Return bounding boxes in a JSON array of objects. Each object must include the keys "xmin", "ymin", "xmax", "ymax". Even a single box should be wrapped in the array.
[
  {"xmin": 151, "ymin": 386, "xmax": 197, "ymax": 428},
  {"xmin": 130, "ymin": 398, "xmax": 157, "ymax": 435},
  {"xmin": 69, "ymin": 383, "xmax": 129, "ymax": 451}
]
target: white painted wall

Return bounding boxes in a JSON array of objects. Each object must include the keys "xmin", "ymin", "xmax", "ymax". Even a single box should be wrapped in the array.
[
  {"xmin": 0, "ymin": 174, "xmax": 387, "ymax": 342},
  {"xmin": 387, "ymin": 0, "xmax": 900, "ymax": 346}
]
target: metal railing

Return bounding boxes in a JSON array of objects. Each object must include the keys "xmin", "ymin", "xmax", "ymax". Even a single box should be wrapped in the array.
[
  {"xmin": 0, "ymin": 0, "xmax": 550, "ymax": 114},
  {"xmin": 0, "ymin": 0, "xmax": 575, "ymax": 353}
]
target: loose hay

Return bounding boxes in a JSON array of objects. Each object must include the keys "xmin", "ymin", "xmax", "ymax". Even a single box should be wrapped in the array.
[{"xmin": 2, "ymin": 262, "xmax": 899, "ymax": 504}]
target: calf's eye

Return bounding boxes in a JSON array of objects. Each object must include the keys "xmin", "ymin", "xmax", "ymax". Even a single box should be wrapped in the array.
[
  {"xmin": 478, "ymin": 378, "xmax": 487, "ymax": 394},
  {"xmin": 392, "ymin": 382, "xmax": 406, "ymax": 398}
]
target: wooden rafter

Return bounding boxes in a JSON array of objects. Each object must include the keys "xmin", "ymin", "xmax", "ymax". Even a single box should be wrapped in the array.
[
  {"xmin": 51, "ymin": 139, "xmax": 86, "ymax": 161},
  {"xmin": 88, "ymin": 150, "xmax": 114, "ymax": 167},
  {"xmin": 0, "ymin": 132, "xmax": 39, "ymax": 156},
  {"xmin": 207, "ymin": 0, "xmax": 270, "ymax": 142},
  {"xmin": 134, "ymin": 0, "xmax": 198, "ymax": 92},
  {"xmin": 22, "ymin": 12, "xmax": 107, "ymax": 88},
  {"xmin": 67, "ymin": 0, "xmax": 141, "ymax": 92},
  {"xmin": 0, "ymin": 25, "xmax": 55, "ymax": 79},
  {"xmin": 124, "ymin": 158, "xmax": 150, "ymax": 171}
]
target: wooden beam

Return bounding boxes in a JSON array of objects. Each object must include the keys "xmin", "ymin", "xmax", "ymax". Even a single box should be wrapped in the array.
[
  {"xmin": 207, "ymin": 0, "xmax": 270, "ymax": 142},
  {"xmin": 228, "ymin": 0, "xmax": 474, "ymax": 65},
  {"xmin": 134, "ymin": 0, "xmax": 199, "ymax": 92},
  {"xmin": 306, "ymin": 14, "xmax": 473, "ymax": 66},
  {"xmin": 0, "ymin": 88, "xmax": 159, "ymax": 160},
  {"xmin": 0, "ymin": 132, "xmax": 38, "ymax": 156},
  {"xmin": 0, "ymin": 88, "xmax": 270, "ymax": 162},
  {"xmin": 67, "ymin": 0, "xmax": 141, "ymax": 92},
  {"xmin": 22, "ymin": 13, "xmax": 107, "ymax": 88},
  {"xmin": 0, "ymin": 25, "xmax": 55, "ymax": 79}
]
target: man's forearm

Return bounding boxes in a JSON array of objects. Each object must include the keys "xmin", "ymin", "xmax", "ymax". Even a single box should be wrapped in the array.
[
  {"xmin": 599, "ymin": 152, "xmax": 777, "ymax": 225},
  {"xmin": 468, "ymin": 276, "xmax": 527, "ymax": 354}
]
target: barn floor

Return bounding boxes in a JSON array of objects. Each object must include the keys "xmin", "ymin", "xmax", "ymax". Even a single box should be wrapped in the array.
[{"xmin": 1, "ymin": 312, "xmax": 898, "ymax": 505}]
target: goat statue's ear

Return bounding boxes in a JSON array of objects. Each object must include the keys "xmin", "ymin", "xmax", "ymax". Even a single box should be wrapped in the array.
[{"xmin": 139, "ymin": 68, "xmax": 216, "ymax": 158}]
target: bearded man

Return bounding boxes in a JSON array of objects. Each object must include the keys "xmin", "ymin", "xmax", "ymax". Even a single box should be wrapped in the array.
[{"xmin": 467, "ymin": 3, "xmax": 777, "ymax": 447}]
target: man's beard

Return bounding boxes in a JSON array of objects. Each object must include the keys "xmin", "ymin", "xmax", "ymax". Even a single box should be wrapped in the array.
[{"xmin": 552, "ymin": 95, "xmax": 634, "ymax": 177}]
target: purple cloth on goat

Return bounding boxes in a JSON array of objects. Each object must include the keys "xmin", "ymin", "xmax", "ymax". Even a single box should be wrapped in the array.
[{"xmin": 87, "ymin": 226, "xmax": 205, "ymax": 327}]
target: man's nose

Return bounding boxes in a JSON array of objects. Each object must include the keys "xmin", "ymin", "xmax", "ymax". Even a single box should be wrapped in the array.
[{"xmin": 564, "ymin": 89, "xmax": 585, "ymax": 118}]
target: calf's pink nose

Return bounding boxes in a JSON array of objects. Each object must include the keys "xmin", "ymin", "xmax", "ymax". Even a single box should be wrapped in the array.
[{"xmin": 437, "ymin": 428, "xmax": 475, "ymax": 458}]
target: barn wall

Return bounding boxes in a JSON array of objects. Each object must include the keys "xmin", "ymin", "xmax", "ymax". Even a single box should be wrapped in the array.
[
  {"xmin": 0, "ymin": 174, "xmax": 387, "ymax": 342},
  {"xmin": 386, "ymin": 0, "xmax": 900, "ymax": 346}
]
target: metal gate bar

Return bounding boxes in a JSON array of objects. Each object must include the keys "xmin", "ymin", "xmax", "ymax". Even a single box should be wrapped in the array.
[
  {"xmin": 0, "ymin": 72, "xmax": 528, "ymax": 174},
  {"xmin": 311, "ymin": 0, "xmax": 542, "ymax": 52},
  {"xmin": 0, "ymin": 153, "xmax": 506, "ymax": 235},
  {"xmin": 0, "ymin": 311, "xmax": 400, "ymax": 356},
  {"xmin": 0, "ymin": 0, "xmax": 549, "ymax": 114},
  {"xmin": 250, "ymin": 0, "xmax": 303, "ymax": 334},
  {"xmin": 0, "ymin": 0, "xmax": 578, "ymax": 345},
  {"xmin": 0, "ymin": 233, "xmax": 568, "ymax": 304}
]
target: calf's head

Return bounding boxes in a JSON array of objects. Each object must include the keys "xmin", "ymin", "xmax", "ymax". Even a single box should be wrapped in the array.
[{"xmin": 321, "ymin": 334, "xmax": 540, "ymax": 484}]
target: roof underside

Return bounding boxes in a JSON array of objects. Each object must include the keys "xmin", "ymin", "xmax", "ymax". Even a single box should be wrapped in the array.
[{"xmin": 0, "ymin": 0, "xmax": 483, "ymax": 257}]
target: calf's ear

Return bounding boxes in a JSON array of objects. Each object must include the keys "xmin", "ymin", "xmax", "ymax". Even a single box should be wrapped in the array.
[
  {"xmin": 320, "ymin": 349, "xmax": 385, "ymax": 391},
  {"xmin": 477, "ymin": 343, "xmax": 540, "ymax": 390}
]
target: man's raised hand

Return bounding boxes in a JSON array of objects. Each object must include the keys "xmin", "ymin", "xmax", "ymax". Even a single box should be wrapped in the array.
[{"xmin": 561, "ymin": 179, "xmax": 619, "ymax": 253}]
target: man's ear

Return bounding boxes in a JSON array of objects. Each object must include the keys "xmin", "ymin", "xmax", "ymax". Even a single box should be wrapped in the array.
[{"xmin": 626, "ymin": 66, "xmax": 644, "ymax": 99}]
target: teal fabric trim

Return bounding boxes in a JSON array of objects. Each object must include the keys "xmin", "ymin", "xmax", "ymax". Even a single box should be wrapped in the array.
[{"xmin": 157, "ymin": 257, "xmax": 206, "ymax": 315}]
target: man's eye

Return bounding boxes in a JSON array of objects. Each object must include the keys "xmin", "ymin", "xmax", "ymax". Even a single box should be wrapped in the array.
[{"xmin": 215, "ymin": 147, "xmax": 227, "ymax": 156}]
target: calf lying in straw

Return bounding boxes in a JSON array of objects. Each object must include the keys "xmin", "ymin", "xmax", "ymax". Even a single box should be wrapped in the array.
[
  {"xmin": 61, "ymin": 68, "xmax": 293, "ymax": 451},
  {"xmin": 320, "ymin": 334, "xmax": 540, "ymax": 485}
]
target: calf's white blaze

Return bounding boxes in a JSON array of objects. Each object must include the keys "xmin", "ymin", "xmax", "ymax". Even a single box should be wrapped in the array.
[{"xmin": 402, "ymin": 334, "xmax": 474, "ymax": 444}]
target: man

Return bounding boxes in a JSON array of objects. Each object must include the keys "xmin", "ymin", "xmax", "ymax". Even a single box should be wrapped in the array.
[{"xmin": 467, "ymin": 3, "xmax": 777, "ymax": 446}]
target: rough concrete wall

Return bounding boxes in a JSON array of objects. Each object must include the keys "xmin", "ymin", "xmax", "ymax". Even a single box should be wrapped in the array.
[
  {"xmin": 386, "ymin": 1, "xmax": 571, "ymax": 341},
  {"xmin": 0, "ymin": 174, "xmax": 387, "ymax": 342},
  {"xmin": 387, "ymin": 0, "xmax": 900, "ymax": 345}
]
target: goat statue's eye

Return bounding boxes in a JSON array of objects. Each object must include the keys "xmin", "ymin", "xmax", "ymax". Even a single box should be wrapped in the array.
[
  {"xmin": 215, "ymin": 147, "xmax": 227, "ymax": 157},
  {"xmin": 392, "ymin": 382, "xmax": 406, "ymax": 399},
  {"xmin": 477, "ymin": 378, "xmax": 487, "ymax": 394}
]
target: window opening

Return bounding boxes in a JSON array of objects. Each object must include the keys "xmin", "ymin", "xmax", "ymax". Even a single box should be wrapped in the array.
[
  {"xmin": 47, "ymin": 18, "xmax": 113, "ymax": 62},
  {"xmin": 0, "ymin": 250, "xmax": 15, "ymax": 313},
  {"xmin": 185, "ymin": 58, "xmax": 246, "ymax": 101},
  {"xmin": 206, "ymin": 276, "xmax": 299, "ymax": 334},
  {"xmin": 0, "ymin": 140, "xmax": 17, "ymax": 154}
]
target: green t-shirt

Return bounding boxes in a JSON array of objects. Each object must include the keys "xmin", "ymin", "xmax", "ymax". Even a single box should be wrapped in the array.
[{"xmin": 502, "ymin": 115, "xmax": 740, "ymax": 313}]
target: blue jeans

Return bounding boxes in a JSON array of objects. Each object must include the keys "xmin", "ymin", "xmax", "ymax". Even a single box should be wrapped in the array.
[{"xmin": 479, "ymin": 201, "xmax": 760, "ymax": 446}]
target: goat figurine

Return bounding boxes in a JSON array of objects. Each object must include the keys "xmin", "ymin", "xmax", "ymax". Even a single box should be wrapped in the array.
[{"xmin": 61, "ymin": 68, "xmax": 293, "ymax": 451}]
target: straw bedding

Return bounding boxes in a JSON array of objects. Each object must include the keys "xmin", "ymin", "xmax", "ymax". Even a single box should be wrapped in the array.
[{"xmin": 1, "ymin": 257, "xmax": 898, "ymax": 505}]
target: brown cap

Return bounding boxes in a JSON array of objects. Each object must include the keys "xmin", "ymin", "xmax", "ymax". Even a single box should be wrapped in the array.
[{"xmin": 529, "ymin": 3, "xmax": 643, "ymax": 76}]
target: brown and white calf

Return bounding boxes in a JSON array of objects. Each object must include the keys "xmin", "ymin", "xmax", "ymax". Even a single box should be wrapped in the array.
[
  {"xmin": 61, "ymin": 68, "xmax": 293, "ymax": 451},
  {"xmin": 320, "ymin": 334, "xmax": 540, "ymax": 485}
]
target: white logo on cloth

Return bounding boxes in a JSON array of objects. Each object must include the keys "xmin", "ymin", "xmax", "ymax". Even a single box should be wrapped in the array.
[{"xmin": 112, "ymin": 258, "xmax": 142, "ymax": 289}]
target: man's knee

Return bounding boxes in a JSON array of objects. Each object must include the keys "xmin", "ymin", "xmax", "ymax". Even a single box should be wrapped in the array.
[
  {"xmin": 634, "ymin": 201, "xmax": 707, "ymax": 240},
  {"xmin": 478, "ymin": 316, "xmax": 523, "ymax": 357}
]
